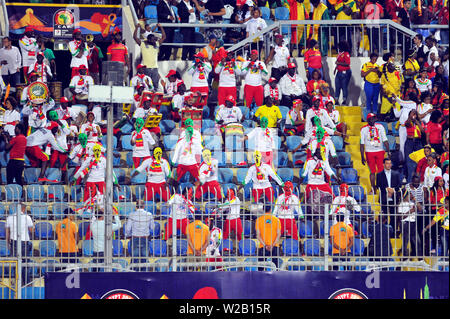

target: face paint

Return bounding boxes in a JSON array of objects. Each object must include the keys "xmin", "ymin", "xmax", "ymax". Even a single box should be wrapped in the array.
[
  {"xmin": 227, "ymin": 189, "xmax": 235, "ymax": 201},
  {"xmin": 254, "ymin": 151, "xmax": 262, "ymax": 167},
  {"xmin": 339, "ymin": 183, "xmax": 349, "ymax": 197},
  {"xmin": 260, "ymin": 116, "xmax": 268, "ymax": 129},
  {"xmin": 202, "ymin": 149, "xmax": 212, "ymax": 165},
  {"xmin": 186, "ymin": 126, "xmax": 194, "ymax": 140},
  {"xmin": 135, "ymin": 117, "xmax": 145, "ymax": 133},
  {"xmin": 154, "ymin": 147, "xmax": 162, "ymax": 162},
  {"xmin": 48, "ymin": 110, "xmax": 59, "ymax": 121},
  {"xmin": 316, "ymin": 126, "xmax": 325, "ymax": 142},
  {"xmin": 184, "ymin": 118, "xmax": 194, "ymax": 127},
  {"xmin": 78, "ymin": 133, "xmax": 88, "ymax": 148},
  {"xmin": 284, "ymin": 181, "xmax": 293, "ymax": 196},
  {"xmin": 93, "ymin": 144, "xmax": 102, "ymax": 160},
  {"xmin": 313, "ymin": 116, "xmax": 321, "ymax": 128}
]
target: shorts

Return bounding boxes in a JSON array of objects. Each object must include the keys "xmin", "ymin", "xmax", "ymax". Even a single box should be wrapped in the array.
[{"xmin": 366, "ymin": 150, "xmax": 385, "ymax": 174}]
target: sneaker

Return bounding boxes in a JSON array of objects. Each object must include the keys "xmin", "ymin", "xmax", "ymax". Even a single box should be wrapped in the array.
[
  {"xmin": 38, "ymin": 177, "xmax": 58, "ymax": 183},
  {"xmin": 237, "ymin": 161, "xmax": 247, "ymax": 166}
]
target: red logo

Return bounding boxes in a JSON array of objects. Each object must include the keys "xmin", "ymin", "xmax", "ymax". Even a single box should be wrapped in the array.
[
  {"xmin": 329, "ymin": 289, "xmax": 368, "ymax": 299},
  {"xmin": 101, "ymin": 289, "xmax": 139, "ymax": 299}
]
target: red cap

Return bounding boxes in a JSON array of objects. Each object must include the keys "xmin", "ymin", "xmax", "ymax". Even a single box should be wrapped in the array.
[
  {"xmin": 275, "ymin": 34, "xmax": 283, "ymax": 39},
  {"xmin": 25, "ymin": 26, "xmax": 34, "ymax": 33},
  {"xmin": 268, "ymin": 77, "xmax": 277, "ymax": 83},
  {"xmin": 113, "ymin": 27, "xmax": 121, "ymax": 34},
  {"xmin": 312, "ymin": 95, "xmax": 321, "ymax": 102},
  {"xmin": 47, "ymin": 121, "xmax": 59, "ymax": 131},
  {"xmin": 293, "ymin": 99, "xmax": 302, "ymax": 105},
  {"xmin": 142, "ymin": 95, "xmax": 152, "ymax": 102},
  {"xmin": 166, "ymin": 70, "xmax": 177, "ymax": 77},
  {"xmin": 250, "ymin": 49, "xmax": 258, "ymax": 56},
  {"xmin": 73, "ymin": 28, "xmax": 81, "ymax": 34},
  {"xmin": 60, "ymin": 97, "xmax": 69, "ymax": 103},
  {"xmin": 78, "ymin": 64, "xmax": 88, "ymax": 70},
  {"xmin": 325, "ymin": 96, "xmax": 335, "ymax": 105},
  {"xmin": 137, "ymin": 64, "xmax": 146, "ymax": 69},
  {"xmin": 176, "ymin": 80, "xmax": 185, "ymax": 88},
  {"xmin": 288, "ymin": 62, "xmax": 296, "ymax": 68},
  {"xmin": 225, "ymin": 95, "xmax": 236, "ymax": 104},
  {"xmin": 366, "ymin": 113, "xmax": 376, "ymax": 121}
]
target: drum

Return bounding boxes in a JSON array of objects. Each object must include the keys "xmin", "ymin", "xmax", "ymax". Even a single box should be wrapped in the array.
[
  {"xmin": 224, "ymin": 123, "xmax": 244, "ymax": 136},
  {"xmin": 49, "ymin": 81, "xmax": 62, "ymax": 101},
  {"xmin": 15, "ymin": 83, "xmax": 27, "ymax": 102}
]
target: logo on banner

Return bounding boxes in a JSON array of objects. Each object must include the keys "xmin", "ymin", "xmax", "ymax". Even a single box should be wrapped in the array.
[
  {"xmin": 101, "ymin": 289, "xmax": 139, "ymax": 299},
  {"xmin": 53, "ymin": 8, "xmax": 75, "ymax": 37},
  {"xmin": 328, "ymin": 288, "xmax": 368, "ymax": 299}
]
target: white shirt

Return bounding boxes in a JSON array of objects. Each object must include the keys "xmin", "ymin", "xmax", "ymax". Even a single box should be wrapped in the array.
[
  {"xmin": 68, "ymin": 40, "xmax": 89, "ymax": 68},
  {"xmin": 279, "ymin": 73, "xmax": 307, "ymax": 96},
  {"xmin": 69, "ymin": 143, "xmax": 96, "ymax": 165},
  {"xmin": 188, "ymin": 62, "xmax": 212, "ymax": 87},
  {"xmin": 241, "ymin": 60, "xmax": 268, "ymax": 86},
  {"xmin": 273, "ymin": 193, "xmax": 303, "ymax": 219},
  {"xmin": 309, "ymin": 138, "xmax": 337, "ymax": 160},
  {"xmin": 172, "ymin": 133, "xmax": 203, "ymax": 166},
  {"xmin": 125, "ymin": 209, "xmax": 155, "ymax": 237},
  {"xmin": 302, "ymin": 158, "xmax": 335, "ymax": 185},
  {"xmin": 1, "ymin": 109, "xmax": 21, "ymax": 136},
  {"xmin": 305, "ymin": 107, "xmax": 336, "ymax": 133},
  {"xmin": 398, "ymin": 201, "xmax": 417, "ymax": 223},
  {"xmin": 384, "ymin": 169, "xmax": 392, "ymax": 188},
  {"xmin": 69, "ymin": 75, "xmax": 94, "ymax": 95},
  {"xmin": 244, "ymin": 163, "xmax": 283, "ymax": 189},
  {"xmin": 131, "ymin": 128, "xmax": 156, "ymax": 158},
  {"xmin": 443, "ymin": 172, "xmax": 449, "ymax": 189},
  {"xmin": 427, "ymin": 45, "xmax": 439, "ymax": 67},
  {"xmin": 272, "ymin": 45, "xmax": 290, "ymax": 69},
  {"xmin": 285, "ymin": 109, "xmax": 303, "ymax": 127},
  {"xmin": 0, "ymin": 46, "xmax": 22, "ymax": 75},
  {"xmin": 56, "ymin": 106, "xmax": 78, "ymax": 122},
  {"xmin": 247, "ymin": 127, "xmax": 276, "ymax": 152},
  {"xmin": 6, "ymin": 212, "xmax": 34, "ymax": 241},
  {"xmin": 415, "ymin": 78, "xmax": 432, "ymax": 93},
  {"xmin": 130, "ymin": 74, "xmax": 153, "ymax": 91},
  {"xmin": 423, "ymin": 165, "xmax": 442, "ymax": 188},
  {"xmin": 28, "ymin": 60, "xmax": 52, "ymax": 83},
  {"xmin": 264, "ymin": 83, "xmax": 282, "ymax": 101},
  {"xmin": 136, "ymin": 157, "xmax": 171, "ymax": 184},
  {"xmin": 26, "ymin": 128, "xmax": 64, "ymax": 152},
  {"xmin": 90, "ymin": 216, "xmax": 121, "ymax": 252},
  {"xmin": 246, "ymin": 17, "xmax": 267, "ymax": 37},
  {"xmin": 206, "ymin": 226, "xmax": 222, "ymax": 257},
  {"xmin": 168, "ymin": 194, "xmax": 193, "ymax": 219},
  {"xmin": 171, "ymin": 93, "xmax": 184, "ymax": 112},
  {"xmin": 53, "ymin": 120, "xmax": 71, "ymax": 151},
  {"xmin": 215, "ymin": 62, "xmax": 240, "ymax": 87},
  {"xmin": 199, "ymin": 159, "xmax": 219, "ymax": 184},
  {"xmin": 331, "ymin": 196, "xmax": 361, "ymax": 226},
  {"xmin": 183, "ymin": 0, "xmax": 197, "ymax": 23},
  {"xmin": 133, "ymin": 107, "xmax": 159, "ymax": 120},
  {"xmin": 218, "ymin": 197, "xmax": 241, "ymax": 220},
  {"xmin": 360, "ymin": 123, "xmax": 388, "ymax": 153},
  {"xmin": 75, "ymin": 156, "xmax": 107, "ymax": 183},
  {"xmin": 19, "ymin": 36, "xmax": 38, "ymax": 67},
  {"xmin": 416, "ymin": 102, "xmax": 433, "ymax": 124},
  {"xmin": 215, "ymin": 106, "xmax": 243, "ymax": 125},
  {"xmin": 80, "ymin": 122, "xmax": 101, "ymax": 142}
]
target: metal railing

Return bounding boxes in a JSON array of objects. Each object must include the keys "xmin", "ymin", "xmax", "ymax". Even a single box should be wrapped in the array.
[{"xmin": 0, "ymin": 0, "xmax": 9, "ymax": 37}]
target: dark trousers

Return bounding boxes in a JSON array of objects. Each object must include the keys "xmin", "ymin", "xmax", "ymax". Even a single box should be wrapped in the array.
[
  {"xmin": 334, "ymin": 69, "xmax": 352, "ymax": 104},
  {"xmin": 401, "ymin": 222, "xmax": 423, "ymax": 257},
  {"xmin": 92, "ymin": 252, "xmax": 104, "ymax": 272},
  {"xmin": 382, "ymin": 201, "xmax": 399, "ymax": 233},
  {"xmin": 7, "ymin": 159, "xmax": 25, "ymax": 186},
  {"xmin": 440, "ymin": 228, "xmax": 449, "ymax": 257},
  {"xmin": 1, "ymin": 72, "xmax": 20, "ymax": 88},
  {"xmin": 131, "ymin": 237, "xmax": 149, "ymax": 260},
  {"xmin": 270, "ymin": 67, "xmax": 287, "ymax": 82},
  {"xmin": 181, "ymin": 27, "xmax": 195, "ymax": 60},
  {"xmin": 404, "ymin": 138, "xmax": 423, "ymax": 183},
  {"xmin": 11, "ymin": 241, "xmax": 32, "ymax": 257},
  {"xmin": 257, "ymin": 246, "xmax": 280, "ymax": 271},
  {"xmin": 159, "ymin": 27, "xmax": 174, "ymax": 60}
]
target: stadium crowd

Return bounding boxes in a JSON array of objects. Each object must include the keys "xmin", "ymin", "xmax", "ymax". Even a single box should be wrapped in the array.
[{"xmin": 0, "ymin": 0, "xmax": 448, "ymax": 265}]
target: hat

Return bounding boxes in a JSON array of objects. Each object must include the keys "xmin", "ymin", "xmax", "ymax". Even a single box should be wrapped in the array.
[
  {"xmin": 209, "ymin": 34, "xmax": 217, "ymax": 40},
  {"xmin": 47, "ymin": 121, "xmax": 59, "ymax": 131},
  {"xmin": 250, "ymin": 49, "xmax": 258, "ymax": 56},
  {"xmin": 25, "ymin": 26, "xmax": 34, "ymax": 33},
  {"xmin": 366, "ymin": 113, "xmax": 376, "ymax": 121},
  {"xmin": 86, "ymin": 111, "xmax": 95, "ymax": 118},
  {"xmin": 166, "ymin": 69, "xmax": 177, "ymax": 77},
  {"xmin": 225, "ymin": 95, "xmax": 236, "ymax": 104},
  {"xmin": 275, "ymin": 34, "xmax": 283, "ymax": 39},
  {"xmin": 137, "ymin": 64, "xmax": 146, "ymax": 69},
  {"xmin": 142, "ymin": 95, "xmax": 152, "ymax": 102},
  {"xmin": 288, "ymin": 62, "xmax": 296, "ymax": 69},
  {"xmin": 113, "ymin": 27, "xmax": 121, "ymax": 34},
  {"xmin": 73, "ymin": 28, "xmax": 81, "ymax": 35},
  {"xmin": 293, "ymin": 99, "xmax": 302, "ymax": 105},
  {"xmin": 78, "ymin": 64, "xmax": 88, "ymax": 70},
  {"xmin": 176, "ymin": 80, "xmax": 185, "ymax": 88},
  {"xmin": 268, "ymin": 77, "xmax": 277, "ymax": 83},
  {"xmin": 60, "ymin": 97, "xmax": 69, "ymax": 103}
]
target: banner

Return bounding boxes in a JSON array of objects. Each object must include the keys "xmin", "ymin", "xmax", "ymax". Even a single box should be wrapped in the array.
[
  {"xmin": 6, "ymin": 2, "xmax": 122, "ymax": 41},
  {"xmin": 45, "ymin": 271, "xmax": 449, "ymax": 299}
]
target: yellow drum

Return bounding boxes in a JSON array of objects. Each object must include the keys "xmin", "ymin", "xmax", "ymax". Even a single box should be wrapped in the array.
[{"xmin": 224, "ymin": 123, "xmax": 244, "ymax": 136}]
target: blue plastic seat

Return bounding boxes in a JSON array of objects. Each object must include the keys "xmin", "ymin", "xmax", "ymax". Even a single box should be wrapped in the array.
[
  {"xmin": 274, "ymin": 7, "xmax": 290, "ymax": 20},
  {"xmin": 361, "ymin": 221, "xmax": 375, "ymax": 238},
  {"xmin": 0, "ymin": 203, "xmax": 5, "ymax": 219},
  {"xmin": 163, "ymin": 135, "xmax": 179, "ymax": 150},
  {"xmin": 242, "ymin": 119, "xmax": 255, "ymax": 128},
  {"xmin": 277, "ymin": 167, "xmax": 293, "ymax": 182},
  {"xmin": 293, "ymin": 151, "xmax": 307, "ymax": 166},
  {"xmin": 243, "ymin": 219, "xmax": 253, "ymax": 238},
  {"xmin": 82, "ymin": 240, "xmax": 94, "ymax": 257},
  {"xmin": 47, "ymin": 185, "xmax": 65, "ymax": 201},
  {"xmin": 121, "ymin": 135, "xmax": 133, "ymax": 151},
  {"xmin": 116, "ymin": 202, "xmax": 136, "ymax": 217},
  {"xmin": 144, "ymin": 5, "xmax": 157, "ymax": 19},
  {"xmin": 150, "ymin": 239, "xmax": 167, "ymax": 257},
  {"xmin": 243, "ymin": 257, "xmax": 258, "ymax": 271},
  {"xmin": 279, "ymin": 106, "xmax": 290, "ymax": 120},
  {"xmin": 260, "ymin": 6, "xmax": 270, "ymax": 19},
  {"xmin": 70, "ymin": 185, "xmax": 84, "ymax": 202},
  {"xmin": 121, "ymin": 123, "xmax": 133, "ymax": 134},
  {"xmin": 204, "ymin": 135, "xmax": 222, "ymax": 152},
  {"xmin": 51, "ymin": 202, "xmax": 69, "ymax": 219},
  {"xmin": 337, "ymin": 151, "xmax": 352, "ymax": 167},
  {"xmin": 341, "ymin": 168, "xmax": 359, "ymax": 184},
  {"xmin": 176, "ymin": 239, "xmax": 188, "ymax": 256},
  {"xmin": 112, "ymin": 240, "xmax": 124, "ymax": 257},
  {"xmin": 277, "ymin": 151, "xmax": 289, "ymax": 167},
  {"xmin": 24, "ymin": 168, "xmax": 40, "ymax": 184},
  {"xmin": 113, "ymin": 168, "xmax": 126, "ymax": 184},
  {"xmin": 350, "ymin": 238, "xmax": 365, "ymax": 256},
  {"xmin": 45, "ymin": 168, "xmax": 62, "ymax": 183},
  {"xmin": 220, "ymin": 238, "xmax": 234, "ymax": 254},
  {"xmin": 5, "ymin": 184, "xmax": 22, "ymax": 201},
  {"xmin": 149, "ymin": 221, "xmax": 161, "ymax": 238},
  {"xmin": 30, "ymin": 203, "xmax": 49, "ymax": 219},
  {"xmin": 287, "ymin": 257, "xmax": 306, "ymax": 271},
  {"xmin": 39, "ymin": 241, "xmax": 57, "ymax": 257},
  {"xmin": 131, "ymin": 171, "xmax": 147, "ymax": 184},
  {"xmin": 35, "ymin": 222, "xmax": 53, "ymax": 239},
  {"xmin": 349, "ymin": 185, "xmax": 365, "ymax": 202},
  {"xmin": 236, "ymin": 168, "xmax": 248, "ymax": 184},
  {"xmin": 0, "ymin": 222, "xmax": 5, "ymax": 239},
  {"xmin": 387, "ymin": 135, "xmax": 397, "ymax": 151},
  {"xmin": 286, "ymin": 136, "xmax": 302, "ymax": 151},
  {"xmin": 330, "ymin": 135, "xmax": 344, "ymax": 151},
  {"xmin": 26, "ymin": 185, "xmax": 45, "ymax": 201},
  {"xmin": 113, "ymin": 185, "xmax": 132, "ymax": 201},
  {"xmin": 238, "ymin": 239, "xmax": 257, "ymax": 256},
  {"xmin": 282, "ymin": 238, "xmax": 300, "ymax": 256},
  {"xmin": 298, "ymin": 220, "xmax": 313, "ymax": 238},
  {"xmin": 160, "ymin": 119, "xmax": 176, "ymax": 135},
  {"xmin": 78, "ymin": 221, "xmax": 91, "ymax": 240},
  {"xmin": 218, "ymin": 168, "xmax": 234, "ymax": 184},
  {"xmin": 201, "ymin": 119, "xmax": 216, "ymax": 134},
  {"xmin": 101, "ymin": 135, "xmax": 118, "ymax": 149},
  {"xmin": 0, "ymin": 240, "xmax": 10, "ymax": 257},
  {"xmin": 304, "ymin": 239, "xmax": 321, "ymax": 256}
]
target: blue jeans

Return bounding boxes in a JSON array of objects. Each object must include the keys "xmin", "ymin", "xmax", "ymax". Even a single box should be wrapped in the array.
[
  {"xmin": 364, "ymin": 82, "xmax": 381, "ymax": 114},
  {"xmin": 440, "ymin": 228, "xmax": 449, "ymax": 257},
  {"xmin": 335, "ymin": 70, "xmax": 352, "ymax": 103},
  {"xmin": 131, "ymin": 237, "xmax": 149, "ymax": 258}
]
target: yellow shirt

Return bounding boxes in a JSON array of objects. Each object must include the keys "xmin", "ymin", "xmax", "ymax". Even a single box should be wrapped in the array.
[
  {"xmin": 433, "ymin": 208, "xmax": 449, "ymax": 231},
  {"xmin": 140, "ymin": 42, "xmax": 159, "ymax": 69},
  {"xmin": 403, "ymin": 59, "xmax": 420, "ymax": 79},
  {"xmin": 254, "ymin": 105, "xmax": 282, "ymax": 128},
  {"xmin": 361, "ymin": 62, "xmax": 381, "ymax": 84},
  {"xmin": 335, "ymin": 0, "xmax": 359, "ymax": 20},
  {"xmin": 255, "ymin": 214, "xmax": 281, "ymax": 248},
  {"xmin": 187, "ymin": 220, "xmax": 210, "ymax": 255},
  {"xmin": 381, "ymin": 68, "xmax": 403, "ymax": 96},
  {"xmin": 55, "ymin": 218, "xmax": 78, "ymax": 253}
]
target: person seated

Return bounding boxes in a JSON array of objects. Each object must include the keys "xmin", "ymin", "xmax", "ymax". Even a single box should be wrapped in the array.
[
  {"xmin": 280, "ymin": 62, "xmax": 307, "ymax": 108},
  {"xmin": 130, "ymin": 64, "xmax": 154, "ymax": 92},
  {"xmin": 284, "ymin": 99, "xmax": 305, "ymax": 136},
  {"xmin": 306, "ymin": 68, "xmax": 326, "ymax": 97},
  {"xmin": 324, "ymin": 97, "xmax": 348, "ymax": 140},
  {"xmin": 80, "ymin": 111, "xmax": 102, "ymax": 143},
  {"xmin": 161, "ymin": 69, "xmax": 183, "ymax": 97},
  {"xmin": 264, "ymin": 77, "xmax": 282, "ymax": 105},
  {"xmin": 215, "ymin": 94, "xmax": 243, "ymax": 144},
  {"xmin": 69, "ymin": 64, "xmax": 94, "ymax": 105},
  {"xmin": 133, "ymin": 95, "xmax": 161, "ymax": 137},
  {"xmin": 330, "ymin": 211, "xmax": 354, "ymax": 270},
  {"xmin": 254, "ymin": 96, "xmax": 282, "ymax": 130},
  {"xmin": 195, "ymin": 149, "xmax": 222, "ymax": 201}
]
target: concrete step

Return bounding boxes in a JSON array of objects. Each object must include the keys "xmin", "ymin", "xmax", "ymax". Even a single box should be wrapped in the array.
[
  {"xmin": 336, "ymin": 106, "xmax": 362, "ymax": 116},
  {"xmin": 340, "ymin": 115, "xmax": 362, "ymax": 124}
]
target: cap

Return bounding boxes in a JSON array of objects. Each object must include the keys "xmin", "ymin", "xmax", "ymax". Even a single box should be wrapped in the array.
[
  {"xmin": 325, "ymin": 96, "xmax": 335, "ymax": 105},
  {"xmin": 78, "ymin": 64, "xmax": 88, "ymax": 70},
  {"xmin": 225, "ymin": 95, "xmax": 236, "ymax": 104},
  {"xmin": 73, "ymin": 28, "xmax": 81, "ymax": 35},
  {"xmin": 366, "ymin": 113, "xmax": 376, "ymax": 121},
  {"xmin": 113, "ymin": 27, "xmax": 121, "ymax": 34},
  {"xmin": 209, "ymin": 33, "xmax": 216, "ymax": 40},
  {"xmin": 288, "ymin": 62, "xmax": 296, "ymax": 69},
  {"xmin": 268, "ymin": 77, "xmax": 277, "ymax": 83},
  {"xmin": 275, "ymin": 34, "xmax": 283, "ymax": 39},
  {"xmin": 176, "ymin": 80, "xmax": 185, "ymax": 88},
  {"xmin": 250, "ymin": 49, "xmax": 258, "ymax": 56},
  {"xmin": 60, "ymin": 97, "xmax": 69, "ymax": 103},
  {"xmin": 142, "ymin": 95, "xmax": 152, "ymax": 102},
  {"xmin": 47, "ymin": 121, "xmax": 59, "ymax": 131},
  {"xmin": 312, "ymin": 95, "xmax": 321, "ymax": 102},
  {"xmin": 25, "ymin": 26, "xmax": 34, "ymax": 33},
  {"xmin": 137, "ymin": 64, "xmax": 146, "ymax": 69},
  {"xmin": 184, "ymin": 92, "xmax": 194, "ymax": 101},
  {"xmin": 86, "ymin": 111, "xmax": 95, "ymax": 118},
  {"xmin": 166, "ymin": 69, "xmax": 177, "ymax": 77},
  {"xmin": 293, "ymin": 99, "xmax": 302, "ymax": 105}
]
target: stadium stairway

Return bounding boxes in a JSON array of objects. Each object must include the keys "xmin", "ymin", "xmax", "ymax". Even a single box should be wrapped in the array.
[{"xmin": 336, "ymin": 106, "xmax": 380, "ymax": 214}]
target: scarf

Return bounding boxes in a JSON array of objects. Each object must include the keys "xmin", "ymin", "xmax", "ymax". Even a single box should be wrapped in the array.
[
  {"xmin": 33, "ymin": 105, "xmax": 45, "ymax": 121},
  {"xmin": 269, "ymin": 86, "xmax": 280, "ymax": 100},
  {"xmin": 197, "ymin": 64, "xmax": 206, "ymax": 80},
  {"xmin": 312, "ymin": 160, "xmax": 324, "ymax": 176},
  {"xmin": 149, "ymin": 158, "xmax": 162, "ymax": 172},
  {"xmin": 255, "ymin": 165, "xmax": 265, "ymax": 181},
  {"xmin": 224, "ymin": 62, "xmax": 235, "ymax": 75},
  {"xmin": 368, "ymin": 125, "xmax": 381, "ymax": 143},
  {"xmin": 76, "ymin": 157, "xmax": 100, "ymax": 184},
  {"xmin": 77, "ymin": 75, "xmax": 85, "ymax": 86},
  {"xmin": 20, "ymin": 36, "xmax": 36, "ymax": 55},
  {"xmin": 281, "ymin": 194, "xmax": 292, "ymax": 210},
  {"xmin": 33, "ymin": 61, "xmax": 47, "ymax": 80},
  {"xmin": 201, "ymin": 162, "xmax": 213, "ymax": 176}
]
